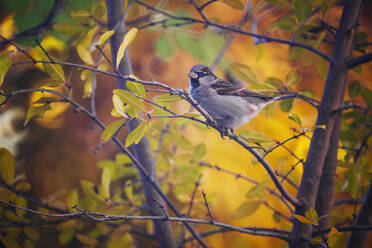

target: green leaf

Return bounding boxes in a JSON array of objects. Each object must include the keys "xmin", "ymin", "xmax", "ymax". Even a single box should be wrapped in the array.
[
  {"xmin": 300, "ymin": 89, "xmax": 315, "ymax": 98},
  {"xmin": 0, "ymin": 51, "xmax": 12, "ymax": 88},
  {"xmin": 175, "ymin": 34, "xmax": 205, "ymax": 61},
  {"xmin": 267, "ymin": 0, "xmax": 289, "ymax": 6},
  {"xmin": 352, "ymin": 65, "xmax": 363, "ymax": 74},
  {"xmin": 293, "ymin": 214, "xmax": 312, "ymax": 224},
  {"xmin": 230, "ymin": 63, "xmax": 258, "ymax": 84},
  {"xmin": 265, "ymin": 77, "xmax": 284, "ymax": 88},
  {"xmin": 348, "ymin": 80, "xmax": 361, "ymax": 98},
  {"xmin": 361, "ymin": 87, "xmax": 372, "ymax": 107},
  {"xmin": 113, "ymin": 89, "xmax": 146, "ymax": 112},
  {"xmin": 285, "ymin": 70, "xmax": 302, "ymax": 87},
  {"xmin": 127, "ymin": 79, "xmax": 145, "ymax": 98},
  {"xmin": 245, "ymin": 182, "xmax": 267, "ymax": 199},
  {"xmin": 66, "ymin": 189, "xmax": 79, "ymax": 209},
  {"xmin": 292, "ymin": 0, "xmax": 312, "ymax": 22},
  {"xmin": 289, "ymin": 47, "xmax": 303, "ymax": 61},
  {"xmin": 24, "ymin": 104, "xmax": 51, "ymax": 126},
  {"xmin": 125, "ymin": 121, "xmax": 149, "ymax": 147},
  {"xmin": 155, "ymin": 33, "xmax": 173, "ymax": 58},
  {"xmin": 193, "ymin": 143, "xmax": 206, "ymax": 159},
  {"xmin": 280, "ymin": 98, "xmax": 294, "ymax": 112},
  {"xmin": 154, "ymin": 94, "xmax": 182, "ymax": 102},
  {"xmin": 116, "ymin": 27, "xmax": 138, "ymax": 68},
  {"xmin": 43, "ymin": 62, "xmax": 65, "ymax": 82},
  {"xmin": 221, "ymin": 0, "xmax": 244, "ymax": 9},
  {"xmin": 273, "ymin": 212, "xmax": 281, "ymax": 223},
  {"xmin": 278, "ymin": 16, "xmax": 297, "ymax": 31},
  {"xmin": 98, "ymin": 30, "xmax": 115, "ymax": 46},
  {"xmin": 315, "ymin": 57, "xmax": 328, "ymax": 79},
  {"xmin": 237, "ymin": 129, "xmax": 272, "ymax": 143},
  {"xmin": 101, "ymin": 166, "xmax": 111, "ymax": 199},
  {"xmin": 101, "ymin": 119, "xmax": 126, "ymax": 142},
  {"xmin": 0, "ymin": 148, "xmax": 15, "ymax": 184},
  {"xmin": 305, "ymin": 208, "xmax": 319, "ymax": 224},
  {"xmin": 288, "ymin": 112, "xmax": 302, "ymax": 126},
  {"xmin": 232, "ymin": 199, "xmax": 261, "ymax": 219}
]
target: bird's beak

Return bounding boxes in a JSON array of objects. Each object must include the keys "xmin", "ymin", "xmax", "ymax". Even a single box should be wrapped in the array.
[{"xmin": 188, "ymin": 72, "xmax": 198, "ymax": 79}]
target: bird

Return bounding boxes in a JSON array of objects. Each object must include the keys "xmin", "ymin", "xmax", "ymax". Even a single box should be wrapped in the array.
[{"xmin": 187, "ymin": 64, "xmax": 297, "ymax": 132}]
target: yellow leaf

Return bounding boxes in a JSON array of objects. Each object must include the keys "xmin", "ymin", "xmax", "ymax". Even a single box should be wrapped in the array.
[
  {"xmin": 101, "ymin": 167, "xmax": 111, "ymax": 199},
  {"xmin": 125, "ymin": 122, "xmax": 149, "ymax": 147},
  {"xmin": 112, "ymin": 94, "xmax": 127, "ymax": 117},
  {"xmin": 305, "ymin": 208, "xmax": 319, "ymax": 224},
  {"xmin": 15, "ymin": 182, "xmax": 31, "ymax": 192},
  {"xmin": 0, "ymin": 51, "xmax": 12, "ymax": 88},
  {"xmin": 23, "ymin": 239, "xmax": 34, "ymax": 248},
  {"xmin": 154, "ymin": 94, "xmax": 182, "ymax": 102},
  {"xmin": 24, "ymin": 104, "xmax": 52, "ymax": 126},
  {"xmin": 43, "ymin": 62, "xmax": 65, "ymax": 82},
  {"xmin": 111, "ymin": 107, "xmax": 122, "ymax": 117},
  {"xmin": 328, "ymin": 227, "xmax": 339, "ymax": 237},
  {"xmin": 237, "ymin": 129, "xmax": 272, "ymax": 143},
  {"xmin": 66, "ymin": 189, "xmax": 79, "ymax": 209},
  {"xmin": 101, "ymin": 119, "xmax": 126, "ymax": 142},
  {"xmin": 98, "ymin": 30, "xmax": 115, "ymax": 46},
  {"xmin": 1, "ymin": 238, "xmax": 21, "ymax": 248},
  {"xmin": 113, "ymin": 89, "xmax": 146, "ymax": 112},
  {"xmin": 127, "ymin": 79, "xmax": 145, "ymax": 98},
  {"xmin": 75, "ymin": 233, "xmax": 98, "ymax": 246},
  {"xmin": 76, "ymin": 44, "xmax": 94, "ymax": 65},
  {"xmin": 288, "ymin": 112, "xmax": 302, "ymax": 126},
  {"xmin": 116, "ymin": 28, "xmax": 138, "ymax": 68},
  {"xmin": 293, "ymin": 214, "xmax": 312, "ymax": 224},
  {"xmin": 15, "ymin": 196, "xmax": 27, "ymax": 218},
  {"xmin": 0, "ymin": 148, "xmax": 15, "ymax": 184},
  {"xmin": 23, "ymin": 227, "xmax": 40, "ymax": 241}
]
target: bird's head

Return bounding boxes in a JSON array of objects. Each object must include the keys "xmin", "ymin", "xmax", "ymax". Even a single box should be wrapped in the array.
[{"xmin": 188, "ymin": 64, "xmax": 216, "ymax": 88}]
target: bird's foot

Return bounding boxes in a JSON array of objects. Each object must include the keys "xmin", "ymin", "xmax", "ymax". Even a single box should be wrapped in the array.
[{"xmin": 218, "ymin": 126, "xmax": 234, "ymax": 139}]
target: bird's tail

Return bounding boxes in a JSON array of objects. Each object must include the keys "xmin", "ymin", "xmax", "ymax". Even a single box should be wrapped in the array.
[{"xmin": 273, "ymin": 93, "xmax": 299, "ymax": 101}]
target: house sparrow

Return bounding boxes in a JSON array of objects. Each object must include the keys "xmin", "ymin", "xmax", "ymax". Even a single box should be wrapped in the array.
[{"xmin": 188, "ymin": 64, "xmax": 296, "ymax": 131}]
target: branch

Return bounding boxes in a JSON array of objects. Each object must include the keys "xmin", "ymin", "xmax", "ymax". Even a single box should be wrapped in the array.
[
  {"xmin": 198, "ymin": 161, "xmax": 294, "ymax": 214},
  {"xmin": 132, "ymin": 0, "xmax": 334, "ymax": 64},
  {"xmin": 1, "ymin": 87, "xmax": 206, "ymax": 248},
  {"xmin": 0, "ymin": 199, "xmax": 291, "ymax": 242},
  {"xmin": 346, "ymin": 52, "xmax": 372, "ymax": 69},
  {"xmin": 228, "ymin": 133, "xmax": 300, "ymax": 207},
  {"xmin": 0, "ymin": 0, "xmax": 63, "ymax": 47},
  {"xmin": 346, "ymin": 178, "xmax": 372, "ymax": 248}
]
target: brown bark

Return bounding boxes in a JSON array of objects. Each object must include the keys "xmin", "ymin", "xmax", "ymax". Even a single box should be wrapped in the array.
[
  {"xmin": 105, "ymin": 0, "xmax": 175, "ymax": 247},
  {"xmin": 346, "ymin": 179, "xmax": 372, "ymax": 248},
  {"xmin": 290, "ymin": 0, "xmax": 363, "ymax": 247}
]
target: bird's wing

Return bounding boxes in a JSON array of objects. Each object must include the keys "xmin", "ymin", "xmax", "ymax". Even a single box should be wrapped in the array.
[{"xmin": 212, "ymin": 79, "xmax": 273, "ymax": 101}]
